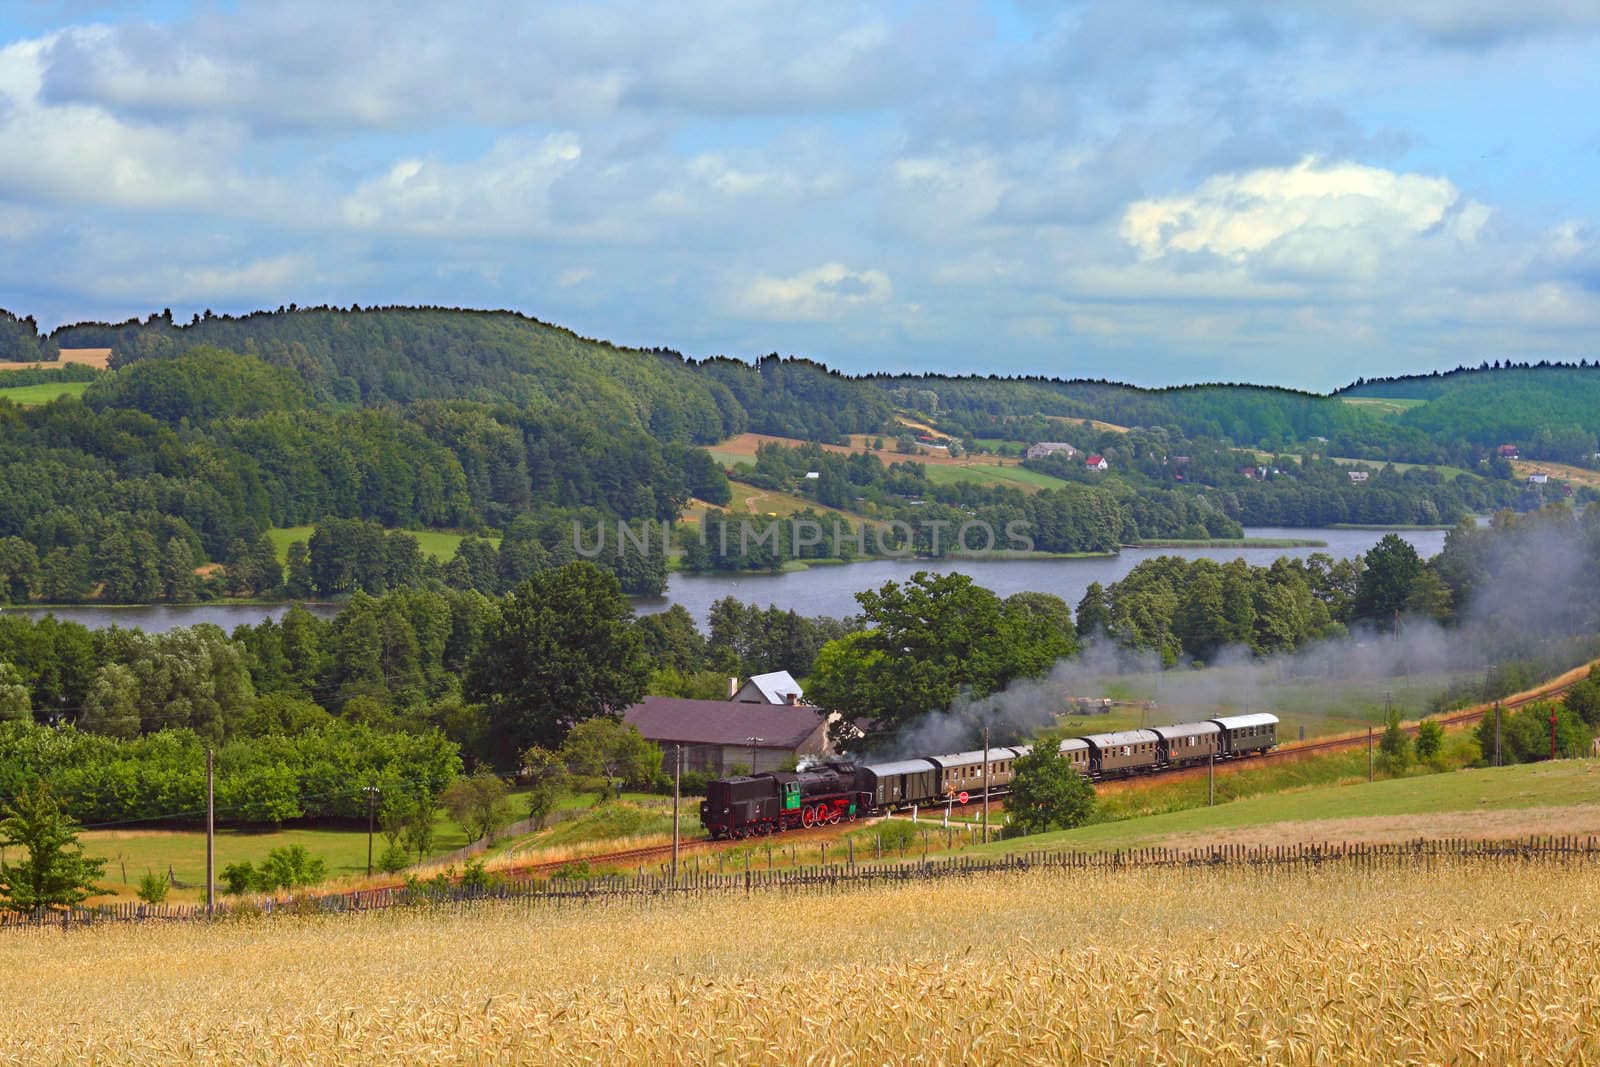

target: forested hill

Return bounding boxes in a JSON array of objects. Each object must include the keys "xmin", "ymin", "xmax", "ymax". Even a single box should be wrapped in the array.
[
  {"xmin": 52, "ymin": 306, "xmax": 891, "ymax": 444},
  {"xmin": 1340, "ymin": 364, "xmax": 1600, "ymax": 454}
]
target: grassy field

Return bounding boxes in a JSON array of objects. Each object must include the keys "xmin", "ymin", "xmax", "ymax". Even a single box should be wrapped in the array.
[
  {"xmin": 986, "ymin": 758, "xmax": 1600, "ymax": 854},
  {"xmin": 0, "ymin": 380, "xmax": 90, "ymax": 405},
  {"xmin": 83, "ymin": 806, "xmax": 488, "ymax": 901},
  {"xmin": 1512, "ymin": 458, "xmax": 1600, "ymax": 490},
  {"xmin": 921, "ymin": 462, "xmax": 1069, "ymax": 491},
  {"xmin": 1328, "ymin": 455, "xmax": 1471, "ymax": 479},
  {"xmin": 5, "ymin": 857, "xmax": 1597, "ymax": 1062},
  {"xmin": 266, "ymin": 525, "xmax": 498, "ymax": 563},
  {"xmin": 1340, "ymin": 395, "xmax": 1428, "ymax": 414}
]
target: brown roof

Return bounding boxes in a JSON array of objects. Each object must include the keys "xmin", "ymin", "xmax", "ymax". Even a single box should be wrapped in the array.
[{"xmin": 624, "ymin": 696, "xmax": 825, "ymax": 749}]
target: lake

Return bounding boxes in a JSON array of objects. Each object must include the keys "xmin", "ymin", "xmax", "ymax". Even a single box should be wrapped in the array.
[
  {"xmin": 640, "ymin": 525, "xmax": 1449, "ymax": 623},
  {"xmin": 2, "ymin": 526, "xmax": 1448, "ymax": 632}
]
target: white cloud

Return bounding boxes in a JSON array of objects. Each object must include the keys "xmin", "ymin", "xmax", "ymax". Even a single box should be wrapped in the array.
[
  {"xmin": 1122, "ymin": 158, "xmax": 1468, "ymax": 266},
  {"xmin": 556, "ymin": 266, "xmax": 594, "ymax": 288},
  {"xmin": 341, "ymin": 134, "xmax": 584, "ymax": 237},
  {"xmin": 734, "ymin": 262, "xmax": 891, "ymax": 322},
  {"xmin": 0, "ymin": 35, "xmax": 255, "ymax": 211}
]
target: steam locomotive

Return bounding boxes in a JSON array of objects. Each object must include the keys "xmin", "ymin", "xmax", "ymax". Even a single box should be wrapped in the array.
[{"xmin": 699, "ymin": 713, "xmax": 1278, "ymax": 839}]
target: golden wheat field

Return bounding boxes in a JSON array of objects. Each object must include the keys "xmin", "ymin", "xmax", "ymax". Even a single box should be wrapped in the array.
[{"xmin": 2, "ymin": 860, "xmax": 1598, "ymax": 1065}]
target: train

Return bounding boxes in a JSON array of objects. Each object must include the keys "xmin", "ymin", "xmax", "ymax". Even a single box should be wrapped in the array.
[{"xmin": 699, "ymin": 712, "xmax": 1279, "ymax": 840}]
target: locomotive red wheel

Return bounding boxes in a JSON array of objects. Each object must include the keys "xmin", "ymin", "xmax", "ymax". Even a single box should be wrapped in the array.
[
  {"xmin": 827, "ymin": 808, "xmax": 841, "ymax": 825},
  {"xmin": 801, "ymin": 805, "xmax": 816, "ymax": 829}
]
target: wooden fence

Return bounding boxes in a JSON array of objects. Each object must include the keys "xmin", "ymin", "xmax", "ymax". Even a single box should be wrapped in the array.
[{"xmin": 4, "ymin": 834, "xmax": 1597, "ymax": 930}]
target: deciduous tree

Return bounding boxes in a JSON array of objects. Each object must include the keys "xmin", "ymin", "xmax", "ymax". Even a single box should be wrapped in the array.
[{"xmin": 0, "ymin": 781, "xmax": 107, "ymax": 912}]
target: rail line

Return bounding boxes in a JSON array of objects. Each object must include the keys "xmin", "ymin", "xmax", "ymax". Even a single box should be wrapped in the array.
[{"xmin": 417, "ymin": 662, "xmax": 1599, "ymax": 884}]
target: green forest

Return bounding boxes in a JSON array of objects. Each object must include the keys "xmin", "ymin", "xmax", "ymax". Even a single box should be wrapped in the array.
[{"xmin": 0, "ymin": 304, "xmax": 1590, "ymax": 603}]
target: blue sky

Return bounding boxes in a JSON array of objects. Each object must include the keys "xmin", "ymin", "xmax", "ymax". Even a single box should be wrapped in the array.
[{"xmin": 0, "ymin": 0, "xmax": 1596, "ymax": 391}]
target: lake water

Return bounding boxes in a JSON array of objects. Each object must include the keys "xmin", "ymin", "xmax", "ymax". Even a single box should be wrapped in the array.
[
  {"xmin": 637, "ymin": 526, "xmax": 1450, "ymax": 624},
  {"xmin": 3, "ymin": 526, "xmax": 1448, "ymax": 632}
]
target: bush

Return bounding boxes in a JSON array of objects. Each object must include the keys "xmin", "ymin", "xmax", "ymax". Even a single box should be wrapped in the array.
[
  {"xmin": 1414, "ymin": 719, "xmax": 1445, "ymax": 763},
  {"xmin": 136, "ymin": 870, "xmax": 168, "ymax": 905},
  {"xmin": 678, "ymin": 771, "xmax": 712, "ymax": 796},
  {"xmin": 219, "ymin": 846, "xmax": 328, "ymax": 894},
  {"xmin": 378, "ymin": 842, "xmax": 410, "ymax": 874}
]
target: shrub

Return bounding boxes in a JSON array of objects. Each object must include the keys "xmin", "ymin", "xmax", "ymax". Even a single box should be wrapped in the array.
[
  {"xmin": 378, "ymin": 842, "xmax": 410, "ymax": 874},
  {"xmin": 136, "ymin": 870, "xmax": 168, "ymax": 905}
]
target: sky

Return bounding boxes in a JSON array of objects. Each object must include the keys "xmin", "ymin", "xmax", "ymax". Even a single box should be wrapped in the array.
[{"xmin": 0, "ymin": 1, "xmax": 1597, "ymax": 391}]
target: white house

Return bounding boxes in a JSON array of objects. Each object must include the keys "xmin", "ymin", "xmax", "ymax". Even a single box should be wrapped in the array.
[
  {"xmin": 1025, "ymin": 442, "xmax": 1077, "ymax": 460},
  {"xmin": 1347, "ymin": 470, "xmax": 1369, "ymax": 483},
  {"xmin": 1528, "ymin": 471, "xmax": 1549, "ymax": 485},
  {"xmin": 732, "ymin": 670, "xmax": 805, "ymax": 706}
]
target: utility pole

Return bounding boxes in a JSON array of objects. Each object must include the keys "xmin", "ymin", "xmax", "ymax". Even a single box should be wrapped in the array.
[
  {"xmin": 1368, "ymin": 726, "xmax": 1374, "ymax": 782},
  {"xmin": 671, "ymin": 745, "xmax": 681, "ymax": 882},
  {"xmin": 981, "ymin": 722, "xmax": 990, "ymax": 845},
  {"xmin": 1208, "ymin": 750, "xmax": 1214, "ymax": 806},
  {"xmin": 745, "ymin": 736, "xmax": 765, "ymax": 773},
  {"xmin": 1495, "ymin": 702, "xmax": 1502, "ymax": 767},
  {"xmin": 363, "ymin": 785, "xmax": 381, "ymax": 877},
  {"xmin": 1550, "ymin": 711, "xmax": 1558, "ymax": 762},
  {"xmin": 205, "ymin": 748, "xmax": 215, "ymax": 918}
]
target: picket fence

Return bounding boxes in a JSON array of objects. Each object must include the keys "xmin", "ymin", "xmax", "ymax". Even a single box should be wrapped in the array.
[{"xmin": 3, "ymin": 834, "xmax": 1596, "ymax": 930}]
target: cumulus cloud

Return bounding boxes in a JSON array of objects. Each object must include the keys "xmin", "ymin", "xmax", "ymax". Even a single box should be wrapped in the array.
[
  {"xmin": 734, "ymin": 263, "xmax": 892, "ymax": 322},
  {"xmin": 0, "ymin": 1, "xmax": 1596, "ymax": 389},
  {"xmin": 1120, "ymin": 158, "xmax": 1494, "ymax": 286}
]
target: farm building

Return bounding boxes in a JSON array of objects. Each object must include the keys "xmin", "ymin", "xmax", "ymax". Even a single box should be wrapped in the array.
[
  {"xmin": 1497, "ymin": 444, "xmax": 1520, "ymax": 459},
  {"xmin": 1025, "ymin": 441, "xmax": 1078, "ymax": 460},
  {"xmin": 1528, "ymin": 471, "xmax": 1549, "ymax": 485},
  {"xmin": 623, "ymin": 696, "xmax": 831, "ymax": 774},
  {"xmin": 732, "ymin": 670, "xmax": 805, "ymax": 705},
  {"xmin": 1085, "ymin": 454, "xmax": 1108, "ymax": 471},
  {"xmin": 1347, "ymin": 470, "xmax": 1369, "ymax": 483}
]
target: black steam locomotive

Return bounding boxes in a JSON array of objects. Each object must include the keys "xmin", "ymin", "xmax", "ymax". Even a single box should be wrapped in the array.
[{"xmin": 699, "ymin": 713, "xmax": 1278, "ymax": 839}]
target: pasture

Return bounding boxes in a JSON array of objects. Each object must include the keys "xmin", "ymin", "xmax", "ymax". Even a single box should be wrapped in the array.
[
  {"xmin": 986, "ymin": 758, "xmax": 1600, "ymax": 855},
  {"xmin": 1339, "ymin": 395, "xmax": 1428, "ymax": 415},
  {"xmin": 0, "ymin": 347, "xmax": 111, "ymax": 373},
  {"xmin": 266, "ymin": 525, "xmax": 499, "ymax": 563},
  {"xmin": 0, "ymin": 380, "xmax": 89, "ymax": 405},
  {"xmin": 2, "ymin": 855, "xmax": 1595, "ymax": 1062}
]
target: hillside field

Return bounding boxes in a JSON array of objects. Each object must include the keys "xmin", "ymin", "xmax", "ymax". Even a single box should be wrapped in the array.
[
  {"xmin": 0, "ymin": 380, "xmax": 90, "ymax": 405},
  {"xmin": 984, "ymin": 759, "xmax": 1600, "ymax": 855},
  {"xmin": 1339, "ymin": 396, "xmax": 1428, "ymax": 415},
  {"xmin": 266, "ymin": 525, "xmax": 499, "ymax": 563},
  {"xmin": 3, "ymin": 856, "xmax": 1595, "ymax": 1063}
]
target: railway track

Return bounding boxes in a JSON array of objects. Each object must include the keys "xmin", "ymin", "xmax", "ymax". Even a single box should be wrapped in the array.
[{"xmin": 456, "ymin": 663, "xmax": 1599, "ymax": 880}]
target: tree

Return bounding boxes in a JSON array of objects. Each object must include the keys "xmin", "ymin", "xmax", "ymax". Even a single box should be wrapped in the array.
[
  {"xmin": 0, "ymin": 781, "xmax": 107, "ymax": 912},
  {"xmin": 519, "ymin": 745, "xmax": 570, "ymax": 828},
  {"xmin": 440, "ymin": 771, "xmax": 513, "ymax": 843},
  {"xmin": 465, "ymin": 562, "xmax": 648, "ymax": 768},
  {"xmin": 809, "ymin": 572, "xmax": 1070, "ymax": 750},
  {"xmin": 1378, "ymin": 708, "xmax": 1411, "ymax": 773},
  {"xmin": 1562, "ymin": 665, "xmax": 1600, "ymax": 727},
  {"xmin": 560, "ymin": 718, "xmax": 661, "ymax": 800},
  {"xmin": 1076, "ymin": 582, "xmax": 1112, "ymax": 637},
  {"xmin": 1005, "ymin": 732, "xmax": 1095, "ymax": 837},
  {"xmin": 1414, "ymin": 719, "xmax": 1445, "ymax": 763},
  {"xmin": 0, "ymin": 662, "xmax": 30, "ymax": 723},
  {"xmin": 1354, "ymin": 534, "xmax": 1424, "ymax": 630}
]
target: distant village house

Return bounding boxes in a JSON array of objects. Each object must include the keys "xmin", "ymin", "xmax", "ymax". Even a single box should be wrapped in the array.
[
  {"xmin": 1527, "ymin": 471, "xmax": 1549, "ymax": 485},
  {"xmin": 1347, "ymin": 470, "xmax": 1369, "ymax": 483},
  {"xmin": 1497, "ymin": 444, "xmax": 1520, "ymax": 459},
  {"xmin": 1025, "ymin": 441, "xmax": 1078, "ymax": 460},
  {"xmin": 1085, "ymin": 454, "xmax": 1108, "ymax": 471}
]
